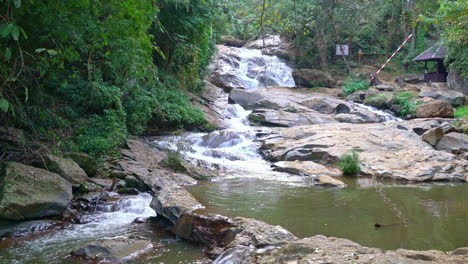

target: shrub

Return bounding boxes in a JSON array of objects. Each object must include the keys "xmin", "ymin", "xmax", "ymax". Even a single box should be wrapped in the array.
[
  {"xmin": 342, "ymin": 77, "xmax": 369, "ymax": 96},
  {"xmin": 339, "ymin": 151, "xmax": 361, "ymax": 175},
  {"xmin": 285, "ymin": 105, "xmax": 298, "ymax": 113},
  {"xmin": 454, "ymin": 106, "xmax": 468, "ymax": 119},
  {"xmin": 392, "ymin": 92, "xmax": 422, "ymax": 118}
]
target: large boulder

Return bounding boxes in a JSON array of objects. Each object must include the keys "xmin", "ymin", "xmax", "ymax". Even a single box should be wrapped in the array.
[
  {"xmin": 0, "ymin": 162, "xmax": 72, "ymax": 220},
  {"xmin": 67, "ymin": 152, "xmax": 98, "ymax": 177},
  {"xmin": 44, "ymin": 154, "xmax": 88, "ymax": 186},
  {"xmin": 436, "ymin": 132, "xmax": 468, "ymax": 154},
  {"xmin": 218, "ymin": 36, "xmax": 247, "ymax": 47},
  {"xmin": 419, "ymin": 86, "xmax": 465, "ymax": 106},
  {"xmin": 416, "ymin": 99, "xmax": 454, "ymax": 118},
  {"xmin": 292, "ymin": 69, "xmax": 335, "ymax": 88},
  {"xmin": 0, "ymin": 126, "xmax": 25, "ymax": 150}
]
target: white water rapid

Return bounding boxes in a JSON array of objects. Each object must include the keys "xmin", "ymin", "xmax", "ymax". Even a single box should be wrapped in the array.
[{"xmin": 210, "ymin": 45, "xmax": 296, "ymax": 89}]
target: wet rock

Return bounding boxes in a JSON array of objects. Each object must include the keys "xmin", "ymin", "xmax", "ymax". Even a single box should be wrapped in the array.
[
  {"xmin": 272, "ymin": 161, "xmax": 341, "ymax": 177},
  {"xmin": 173, "ymin": 213, "xmax": 234, "ymax": 248},
  {"xmin": 201, "ymin": 131, "xmax": 243, "ymax": 148},
  {"xmin": 209, "ymin": 45, "xmax": 295, "ymax": 91},
  {"xmin": 192, "ymin": 81, "xmax": 229, "ymax": 129},
  {"xmin": 422, "ymin": 127, "xmax": 444, "ymax": 146},
  {"xmin": 244, "ymin": 34, "xmax": 297, "ymax": 61},
  {"xmin": 260, "ymin": 121, "xmax": 466, "ymax": 182},
  {"xmin": 67, "ymin": 152, "xmax": 98, "ymax": 177},
  {"xmin": 436, "ymin": 132, "xmax": 468, "ymax": 154},
  {"xmin": 0, "ymin": 162, "xmax": 72, "ymax": 220},
  {"xmin": 229, "ymin": 88, "xmax": 281, "ymax": 110},
  {"xmin": 78, "ymin": 182, "xmax": 103, "ymax": 194},
  {"xmin": 44, "ymin": 154, "xmax": 88, "ymax": 186},
  {"xmin": 150, "ymin": 187, "xmax": 201, "ymax": 224},
  {"xmin": 124, "ymin": 175, "xmax": 149, "ymax": 192},
  {"xmin": 0, "ymin": 220, "xmax": 60, "ymax": 237},
  {"xmin": 317, "ymin": 175, "xmax": 346, "ymax": 187},
  {"xmin": 396, "ymin": 74, "xmax": 425, "ymax": 84},
  {"xmin": 416, "ymin": 100, "xmax": 454, "ymax": 118},
  {"xmin": 117, "ymin": 188, "xmax": 139, "ymax": 195},
  {"xmin": 301, "ymin": 97, "xmax": 351, "ymax": 114},
  {"xmin": 89, "ymin": 178, "xmax": 114, "ymax": 189},
  {"xmin": 346, "ymin": 90, "xmax": 368, "ymax": 103},
  {"xmin": 292, "ymin": 69, "xmax": 335, "ymax": 88},
  {"xmin": 419, "ymin": 86, "xmax": 465, "ymax": 106},
  {"xmin": 71, "ymin": 236, "xmax": 151, "ymax": 262}
]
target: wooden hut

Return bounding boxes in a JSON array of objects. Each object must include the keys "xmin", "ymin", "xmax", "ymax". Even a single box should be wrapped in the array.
[{"xmin": 413, "ymin": 45, "xmax": 447, "ymax": 82}]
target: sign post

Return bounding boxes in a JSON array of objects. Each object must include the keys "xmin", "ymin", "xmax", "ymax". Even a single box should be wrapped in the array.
[{"xmin": 358, "ymin": 49, "xmax": 363, "ymax": 64}]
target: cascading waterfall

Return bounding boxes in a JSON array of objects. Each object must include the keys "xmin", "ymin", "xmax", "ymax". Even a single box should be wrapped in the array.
[
  {"xmin": 354, "ymin": 103, "xmax": 402, "ymax": 122},
  {"xmin": 211, "ymin": 45, "xmax": 296, "ymax": 89}
]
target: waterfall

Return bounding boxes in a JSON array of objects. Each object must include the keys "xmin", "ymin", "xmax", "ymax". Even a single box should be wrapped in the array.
[{"xmin": 210, "ymin": 45, "xmax": 295, "ymax": 90}]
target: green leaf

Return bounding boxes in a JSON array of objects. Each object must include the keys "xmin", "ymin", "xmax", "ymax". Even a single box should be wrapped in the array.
[
  {"xmin": 35, "ymin": 48, "xmax": 46, "ymax": 53},
  {"xmin": 11, "ymin": 26, "xmax": 20, "ymax": 40},
  {"xmin": 0, "ymin": 98, "xmax": 9, "ymax": 112},
  {"xmin": 0, "ymin": 24, "xmax": 13, "ymax": 38},
  {"xmin": 24, "ymin": 87, "xmax": 28, "ymax": 102},
  {"xmin": 5, "ymin": 48, "xmax": 11, "ymax": 61},
  {"xmin": 18, "ymin": 27, "xmax": 27, "ymax": 39},
  {"xmin": 13, "ymin": 0, "xmax": 21, "ymax": 8},
  {"xmin": 47, "ymin": 50, "xmax": 58, "ymax": 56}
]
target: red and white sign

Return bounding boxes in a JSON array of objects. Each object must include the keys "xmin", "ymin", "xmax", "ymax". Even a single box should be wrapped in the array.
[{"xmin": 336, "ymin": 45, "xmax": 349, "ymax": 56}]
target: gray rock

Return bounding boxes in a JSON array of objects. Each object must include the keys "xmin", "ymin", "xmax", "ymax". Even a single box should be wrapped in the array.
[
  {"xmin": 422, "ymin": 127, "xmax": 444, "ymax": 146},
  {"xmin": 260, "ymin": 121, "xmax": 466, "ymax": 182},
  {"xmin": 396, "ymin": 74, "xmax": 425, "ymax": 84},
  {"xmin": 316, "ymin": 175, "xmax": 346, "ymax": 187},
  {"xmin": 376, "ymin": 84, "xmax": 394, "ymax": 91},
  {"xmin": 244, "ymin": 34, "xmax": 297, "ymax": 61},
  {"xmin": 71, "ymin": 236, "xmax": 151, "ymax": 261},
  {"xmin": 200, "ymin": 131, "xmax": 243, "ymax": 148},
  {"xmin": 44, "ymin": 154, "xmax": 88, "ymax": 186},
  {"xmin": 67, "ymin": 152, "xmax": 98, "ymax": 177},
  {"xmin": 124, "ymin": 175, "xmax": 149, "ymax": 192},
  {"xmin": 0, "ymin": 162, "xmax": 72, "ymax": 220},
  {"xmin": 150, "ymin": 187, "xmax": 201, "ymax": 224},
  {"xmin": 292, "ymin": 69, "xmax": 335, "ymax": 88},
  {"xmin": 436, "ymin": 132, "xmax": 468, "ymax": 154},
  {"xmin": 419, "ymin": 87, "xmax": 465, "ymax": 106}
]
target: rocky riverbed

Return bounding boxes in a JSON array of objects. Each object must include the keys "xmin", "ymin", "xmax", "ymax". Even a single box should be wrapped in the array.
[{"xmin": 0, "ymin": 35, "xmax": 467, "ymax": 263}]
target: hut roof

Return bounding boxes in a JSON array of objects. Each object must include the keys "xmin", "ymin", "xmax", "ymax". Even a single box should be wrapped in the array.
[{"xmin": 413, "ymin": 45, "xmax": 447, "ymax": 62}]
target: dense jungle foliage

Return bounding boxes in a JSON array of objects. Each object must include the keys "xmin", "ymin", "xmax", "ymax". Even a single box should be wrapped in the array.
[{"xmin": 0, "ymin": 0, "xmax": 466, "ymax": 157}]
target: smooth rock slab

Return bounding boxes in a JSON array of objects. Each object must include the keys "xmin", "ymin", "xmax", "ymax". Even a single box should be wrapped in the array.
[
  {"xmin": 0, "ymin": 162, "xmax": 72, "ymax": 220},
  {"xmin": 260, "ymin": 121, "xmax": 467, "ymax": 182}
]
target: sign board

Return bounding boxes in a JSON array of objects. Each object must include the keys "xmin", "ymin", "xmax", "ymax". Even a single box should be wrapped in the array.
[
  {"xmin": 336, "ymin": 45, "xmax": 349, "ymax": 56},
  {"xmin": 358, "ymin": 49, "xmax": 363, "ymax": 58}
]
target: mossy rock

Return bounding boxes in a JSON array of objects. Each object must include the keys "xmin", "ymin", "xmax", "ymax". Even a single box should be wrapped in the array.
[
  {"xmin": 45, "ymin": 154, "xmax": 88, "ymax": 186},
  {"xmin": 0, "ymin": 162, "xmax": 72, "ymax": 220}
]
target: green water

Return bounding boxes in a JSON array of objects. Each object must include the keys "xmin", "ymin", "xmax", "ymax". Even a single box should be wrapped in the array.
[{"xmin": 187, "ymin": 177, "xmax": 468, "ymax": 251}]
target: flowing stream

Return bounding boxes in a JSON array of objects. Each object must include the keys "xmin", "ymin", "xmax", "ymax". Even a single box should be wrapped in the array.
[
  {"xmin": 0, "ymin": 193, "xmax": 209, "ymax": 263},
  {"xmin": 1, "ymin": 46, "xmax": 466, "ymax": 263}
]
